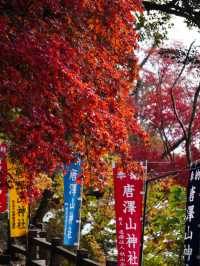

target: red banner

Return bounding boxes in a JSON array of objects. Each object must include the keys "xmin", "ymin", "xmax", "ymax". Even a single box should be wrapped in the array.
[
  {"xmin": 114, "ymin": 168, "xmax": 143, "ymax": 266},
  {"xmin": 0, "ymin": 144, "xmax": 7, "ymax": 213}
]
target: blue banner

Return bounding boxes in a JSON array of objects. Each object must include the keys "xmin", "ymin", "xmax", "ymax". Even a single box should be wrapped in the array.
[{"xmin": 63, "ymin": 159, "xmax": 82, "ymax": 246}]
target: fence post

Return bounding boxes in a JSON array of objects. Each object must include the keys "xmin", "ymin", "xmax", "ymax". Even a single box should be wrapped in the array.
[
  {"xmin": 26, "ymin": 229, "xmax": 39, "ymax": 265},
  {"xmin": 38, "ymin": 230, "xmax": 47, "ymax": 260},
  {"xmin": 76, "ymin": 249, "xmax": 89, "ymax": 266},
  {"xmin": 49, "ymin": 237, "xmax": 62, "ymax": 266},
  {"xmin": 34, "ymin": 224, "xmax": 47, "ymax": 260}
]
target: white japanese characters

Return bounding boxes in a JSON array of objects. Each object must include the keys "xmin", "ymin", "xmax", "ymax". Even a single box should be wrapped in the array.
[
  {"xmin": 123, "ymin": 184, "xmax": 135, "ymax": 198},
  {"xmin": 123, "ymin": 201, "xmax": 136, "ymax": 215},
  {"xmin": 115, "ymin": 171, "xmax": 143, "ymax": 266},
  {"xmin": 189, "ymin": 186, "xmax": 196, "ymax": 202},
  {"xmin": 126, "ymin": 233, "xmax": 138, "ymax": 249},
  {"xmin": 128, "ymin": 251, "xmax": 138, "ymax": 265},
  {"xmin": 185, "ymin": 226, "xmax": 193, "ymax": 241},
  {"xmin": 186, "ymin": 205, "xmax": 195, "ymax": 223},
  {"xmin": 184, "ymin": 244, "xmax": 193, "ymax": 261},
  {"xmin": 126, "ymin": 217, "xmax": 137, "ymax": 231}
]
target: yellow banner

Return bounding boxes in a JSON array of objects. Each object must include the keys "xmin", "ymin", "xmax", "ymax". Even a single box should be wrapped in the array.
[{"xmin": 9, "ymin": 174, "xmax": 29, "ymax": 237}]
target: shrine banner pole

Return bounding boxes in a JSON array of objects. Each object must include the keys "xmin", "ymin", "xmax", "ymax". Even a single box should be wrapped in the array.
[
  {"xmin": 139, "ymin": 161, "xmax": 179, "ymax": 266},
  {"xmin": 77, "ymin": 179, "xmax": 83, "ymax": 250},
  {"xmin": 7, "ymin": 191, "xmax": 11, "ymax": 256},
  {"xmin": 139, "ymin": 179, "xmax": 148, "ymax": 266}
]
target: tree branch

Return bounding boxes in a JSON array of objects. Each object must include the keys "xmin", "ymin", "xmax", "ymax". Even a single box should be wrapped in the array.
[
  {"xmin": 161, "ymin": 136, "xmax": 185, "ymax": 159},
  {"xmin": 131, "ymin": 42, "xmax": 156, "ymax": 99},
  {"xmin": 169, "ymin": 42, "xmax": 195, "ymax": 140},
  {"xmin": 143, "ymin": 1, "xmax": 200, "ymax": 28},
  {"xmin": 31, "ymin": 189, "xmax": 53, "ymax": 225},
  {"xmin": 156, "ymin": 71, "xmax": 174, "ymax": 161},
  {"xmin": 140, "ymin": 42, "xmax": 157, "ymax": 69},
  {"xmin": 188, "ymin": 83, "xmax": 200, "ymax": 137},
  {"xmin": 169, "ymin": 42, "xmax": 196, "ymax": 165},
  {"xmin": 185, "ymin": 82, "xmax": 200, "ymax": 166}
]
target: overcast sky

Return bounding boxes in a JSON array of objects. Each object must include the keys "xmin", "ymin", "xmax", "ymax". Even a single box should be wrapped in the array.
[{"xmin": 167, "ymin": 16, "xmax": 200, "ymax": 47}]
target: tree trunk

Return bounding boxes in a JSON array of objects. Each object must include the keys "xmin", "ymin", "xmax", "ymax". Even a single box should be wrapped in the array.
[{"xmin": 31, "ymin": 189, "xmax": 53, "ymax": 226}]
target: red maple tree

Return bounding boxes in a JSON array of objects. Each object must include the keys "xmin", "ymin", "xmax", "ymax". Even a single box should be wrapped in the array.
[
  {"xmin": 133, "ymin": 43, "xmax": 200, "ymax": 184},
  {"xmin": 0, "ymin": 1, "xmax": 144, "ymax": 185}
]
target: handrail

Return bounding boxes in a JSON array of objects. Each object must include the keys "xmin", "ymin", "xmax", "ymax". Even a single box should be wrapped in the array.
[
  {"xmin": 10, "ymin": 236, "xmax": 101, "ymax": 266},
  {"xmin": 11, "ymin": 244, "xmax": 26, "ymax": 256}
]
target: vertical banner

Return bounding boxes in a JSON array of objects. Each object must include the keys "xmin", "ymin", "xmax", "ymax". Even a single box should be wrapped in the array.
[
  {"xmin": 0, "ymin": 144, "xmax": 7, "ymax": 213},
  {"xmin": 64, "ymin": 159, "xmax": 82, "ymax": 246},
  {"xmin": 9, "ymin": 174, "xmax": 29, "ymax": 237},
  {"xmin": 114, "ymin": 169, "xmax": 143, "ymax": 266},
  {"xmin": 184, "ymin": 162, "xmax": 200, "ymax": 265}
]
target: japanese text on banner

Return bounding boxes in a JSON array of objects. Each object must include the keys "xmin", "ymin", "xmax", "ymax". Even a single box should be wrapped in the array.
[
  {"xmin": 64, "ymin": 159, "xmax": 82, "ymax": 246},
  {"xmin": 114, "ymin": 169, "xmax": 143, "ymax": 266},
  {"xmin": 184, "ymin": 163, "xmax": 200, "ymax": 266},
  {"xmin": 9, "ymin": 173, "xmax": 29, "ymax": 238}
]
